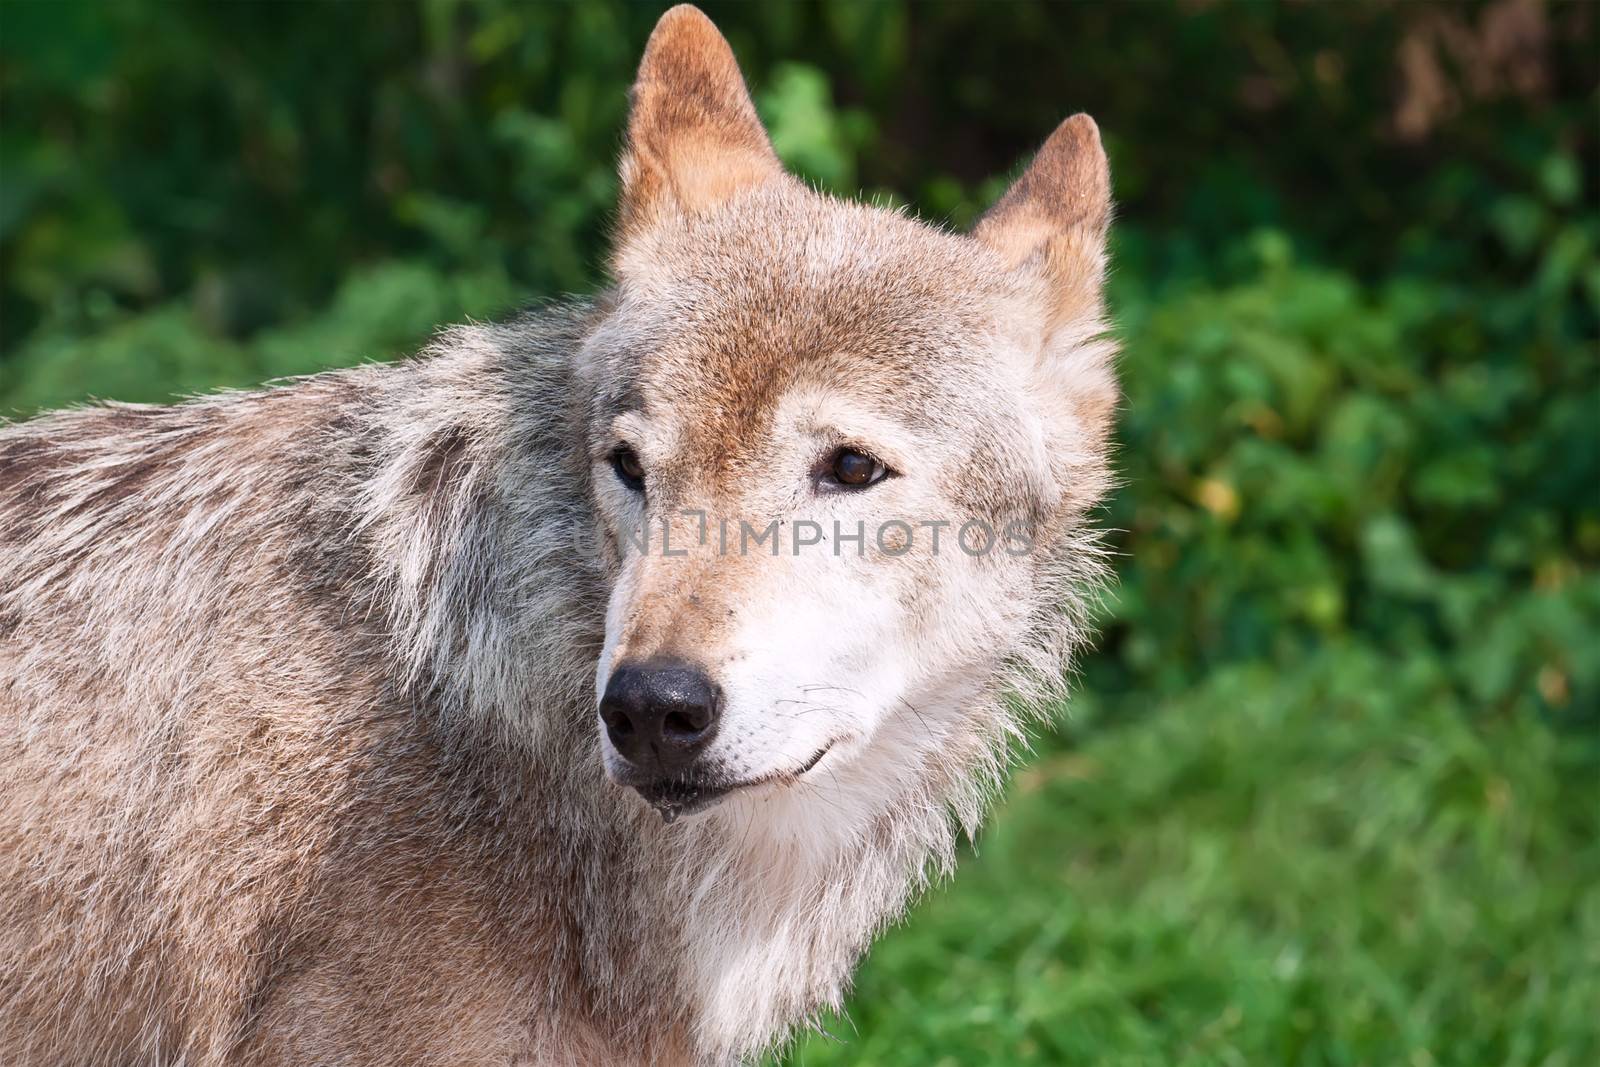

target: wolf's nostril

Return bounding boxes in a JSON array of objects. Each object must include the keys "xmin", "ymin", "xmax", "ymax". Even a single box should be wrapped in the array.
[{"xmin": 662, "ymin": 711, "xmax": 700, "ymax": 739}]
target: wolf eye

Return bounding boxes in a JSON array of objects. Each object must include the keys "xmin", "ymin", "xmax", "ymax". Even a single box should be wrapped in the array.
[
  {"xmin": 610, "ymin": 445, "xmax": 646, "ymax": 491},
  {"xmin": 827, "ymin": 447, "xmax": 888, "ymax": 489}
]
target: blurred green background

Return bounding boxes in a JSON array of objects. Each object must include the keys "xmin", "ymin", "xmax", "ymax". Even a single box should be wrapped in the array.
[{"xmin": 2, "ymin": 1, "xmax": 1597, "ymax": 1063}]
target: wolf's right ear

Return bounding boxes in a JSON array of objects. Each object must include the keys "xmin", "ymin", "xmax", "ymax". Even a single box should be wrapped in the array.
[
  {"xmin": 614, "ymin": 5, "xmax": 783, "ymax": 251},
  {"xmin": 973, "ymin": 114, "xmax": 1111, "ymax": 325}
]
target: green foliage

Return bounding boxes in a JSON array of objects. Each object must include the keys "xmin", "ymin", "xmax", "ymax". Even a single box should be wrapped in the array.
[
  {"xmin": 2, "ymin": 2, "xmax": 1596, "ymax": 1064},
  {"xmin": 1098, "ymin": 231, "xmax": 1599, "ymax": 725}
]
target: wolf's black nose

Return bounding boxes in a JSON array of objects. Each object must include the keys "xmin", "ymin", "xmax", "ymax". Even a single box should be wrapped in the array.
[{"xmin": 600, "ymin": 661, "xmax": 721, "ymax": 774}]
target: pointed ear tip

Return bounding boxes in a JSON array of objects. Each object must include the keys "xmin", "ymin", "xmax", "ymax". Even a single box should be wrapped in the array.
[
  {"xmin": 637, "ymin": 4, "xmax": 741, "ymax": 89},
  {"xmin": 653, "ymin": 4, "xmax": 713, "ymax": 30},
  {"xmin": 1049, "ymin": 114, "xmax": 1106, "ymax": 156},
  {"xmin": 644, "ymin": 4, "xmax": 727, "ymax": 55}
]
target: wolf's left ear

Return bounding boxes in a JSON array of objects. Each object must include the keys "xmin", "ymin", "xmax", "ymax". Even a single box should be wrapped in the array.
[
  {"xmin": 974, "ymin": 114, "xmax": 1111, "ymax": 324},
  {"xmin": 977, "ymin": 116, "xmax": 1118, "ymax": 461},
  {"xmin": 615, "ymin": 5, "xmax": 784, "ymax": 249}
]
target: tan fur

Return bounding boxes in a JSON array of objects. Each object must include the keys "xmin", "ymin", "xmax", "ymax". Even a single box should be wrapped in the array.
[{"xmin": 0, "ymin": 6, "xmax": 1116, "ymax": 1064}]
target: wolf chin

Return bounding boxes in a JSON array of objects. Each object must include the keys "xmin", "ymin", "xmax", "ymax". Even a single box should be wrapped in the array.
[{"xmin": 0, "ymin": 7, "xmax": 1117, "ymax": 1065}]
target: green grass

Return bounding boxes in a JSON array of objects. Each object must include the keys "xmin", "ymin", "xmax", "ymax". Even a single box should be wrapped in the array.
[{"xmin": 779, "ymin": 645, "xmax": 1600, "ymax": 1066}]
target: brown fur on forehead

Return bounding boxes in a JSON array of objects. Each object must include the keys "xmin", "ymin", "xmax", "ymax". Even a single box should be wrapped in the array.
[{"xmin": 605, "ymin": 185, "xmax": 1030, "ymax": 467}]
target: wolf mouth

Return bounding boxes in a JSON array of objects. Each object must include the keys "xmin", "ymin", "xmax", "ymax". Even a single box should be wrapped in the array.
[{"xmin": 638, "ymin": 743, "xmax": 835, "ymax": 823}]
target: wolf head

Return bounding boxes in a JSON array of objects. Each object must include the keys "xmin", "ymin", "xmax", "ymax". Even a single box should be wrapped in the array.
[{"xmin": 583, "ymin": 6, "xmax": 1116, "ymax": 825}]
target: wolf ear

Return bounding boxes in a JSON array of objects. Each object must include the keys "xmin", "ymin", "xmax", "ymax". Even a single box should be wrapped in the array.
[
  {"xmin": 616, "ymin": 5, "xmax": 783, "ymax": 246},
  {"xmin": 977, "ymin": 116, "xmax": 1118, "ymax": 456},
  {"xmin": 974, "ymin": 114, "xmax": 1111, "ymax": 323}
]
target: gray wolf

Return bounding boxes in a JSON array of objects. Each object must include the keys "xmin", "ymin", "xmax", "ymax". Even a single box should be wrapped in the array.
[{"xmin": 0, "ymin": 6, "xmax": 1115, "ymax": 1064}]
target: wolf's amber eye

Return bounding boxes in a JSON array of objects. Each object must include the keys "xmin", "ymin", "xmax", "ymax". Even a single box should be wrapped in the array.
[
  {"xmin": 611, "ymin": 445, "xmax": 645, "ymax": 491},
  {"xmin": 829, "ymin": 447, "xmax": 886, "ymax": 488}
]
